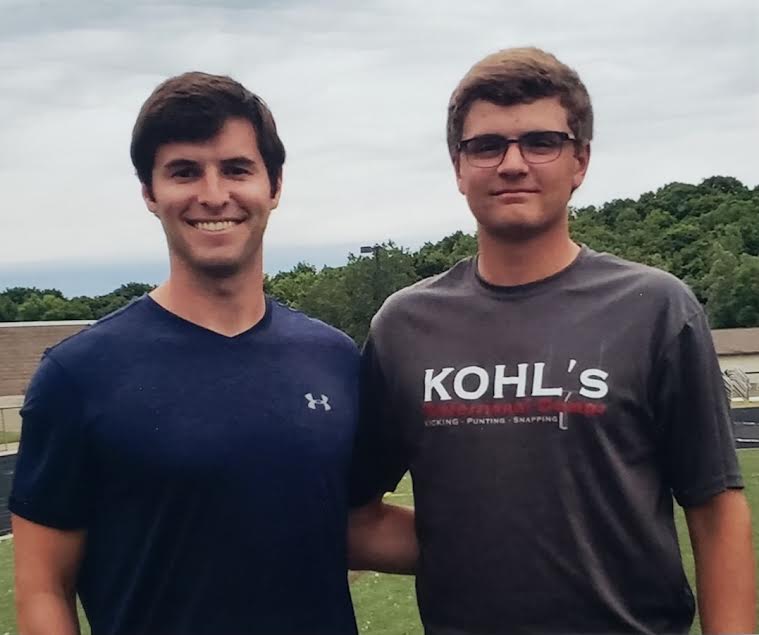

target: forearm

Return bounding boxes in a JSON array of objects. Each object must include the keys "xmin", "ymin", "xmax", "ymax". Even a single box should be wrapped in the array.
[
  {"xmin": 348, "ymin": 501, "xmax": 417, "ymax": 574},
  {"xmin": 16, "ymin": 589, "xmax": 81, "ymax": 635},
  {"xmin": 12, "ymin": 515, "xmax": 86, "ymax": 635},
  {"xmin": 687, "ymin": 490, "xmax": 755, "ymax": 634},
  {"xmin": 692, "ymin": 537, "xmax": 755, "ymax": 634}
]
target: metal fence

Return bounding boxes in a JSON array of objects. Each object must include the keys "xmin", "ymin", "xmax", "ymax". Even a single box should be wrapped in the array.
[
  {"xmin": 0, "ymin": 453, "xmax": 14, "ymax": 536},
  {"xmin": 0, "ymin": 398, "xmax": 21, "ymax": 536},
  {"xmin": 0, "ymin": 396, "xmax": 22, "ymax": 454},
  {"xmin": 1, "ymin": 408, "xmax": 758, "ymax": 536},
  {"xmin": 725, "ymin": 370, "xmax": 759, "ymax": 406},
  {"xmin": 734, "ymin": 407, "xmax": 759, "ymax": 449}
]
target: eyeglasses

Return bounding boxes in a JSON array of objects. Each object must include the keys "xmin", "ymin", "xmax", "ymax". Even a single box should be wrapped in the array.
[{"xmin": 457, "ymin": 131, "xmax": 578, "ymax": 167}]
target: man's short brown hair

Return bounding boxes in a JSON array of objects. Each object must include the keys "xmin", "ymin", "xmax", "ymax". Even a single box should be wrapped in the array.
[
  {"xmin": 447, "ymin": 47, "xmax": 593, "ymax": 162},
  {"xmin": 131, "ymin": 72, "xmax": 285, "ymax": 196}
]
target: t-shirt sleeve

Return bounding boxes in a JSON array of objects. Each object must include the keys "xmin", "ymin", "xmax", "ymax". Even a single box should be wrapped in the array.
[
  {"xmin": 654, "ymin": 308, "xmax": 743, "ymax": 507},
  {"xmin": 9, "ymin": 353, "xmax": 92, "ymax": 529},
  {"xmin": 348, "ymin": 332, "xmax": 411, "ymax": 508}
]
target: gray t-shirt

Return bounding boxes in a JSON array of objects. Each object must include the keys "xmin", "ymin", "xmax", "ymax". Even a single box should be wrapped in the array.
[{"xmin": 350, "ymin": 246, "xmax": 742, "ymax": 635}]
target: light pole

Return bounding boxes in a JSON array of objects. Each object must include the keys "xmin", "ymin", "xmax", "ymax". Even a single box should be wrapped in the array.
[{"xmin": 360, "ymin": 244, "xmax": 382, "ymax": 308}]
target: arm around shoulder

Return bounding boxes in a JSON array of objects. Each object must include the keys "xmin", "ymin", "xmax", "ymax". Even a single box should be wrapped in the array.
[{"xmin": 348, "ymin": 496, "xmax": 417, "ymax": 574}]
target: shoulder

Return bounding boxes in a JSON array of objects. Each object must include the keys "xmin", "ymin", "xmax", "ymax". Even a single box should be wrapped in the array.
[
  {"xmin": 268, "ymin": 298, "xmax": 358, "ymax": 359},
  {"xmin": 44, "ymin": 296, "xmax": 154, "ymax": 370},
  {"xmin": 580, "ymin": 248, "xmax": 702, "ymax": 317},
  {"xmin": 22, "ymin": 298, "xmax": 151, "ymax": 403},
  {"xmin": 373, "ymin": 258, "xmax": 473, "ymax": 329}
]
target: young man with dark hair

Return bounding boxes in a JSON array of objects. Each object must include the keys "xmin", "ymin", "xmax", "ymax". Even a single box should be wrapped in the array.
[
  {"xmin": 11, "ymin": 72, "xmax": 361, "ymax": 635},
  {"xmin": 350, "ymin": 48, "xmax": 755, "ymax": 634}
]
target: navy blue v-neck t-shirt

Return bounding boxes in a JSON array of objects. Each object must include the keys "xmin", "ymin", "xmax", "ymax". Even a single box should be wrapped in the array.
[{"xmin": 11, "ymin": 296, "xmax": 360, "ymax": 635}]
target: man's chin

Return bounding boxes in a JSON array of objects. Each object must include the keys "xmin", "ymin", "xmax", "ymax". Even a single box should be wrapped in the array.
[
  {"xmin": 478, "ymin": 220, "xmax": 552, "ymax": 242},
  {"xmin": 189, "ymin": 257, "xmax": 249, "ymax": 280}
]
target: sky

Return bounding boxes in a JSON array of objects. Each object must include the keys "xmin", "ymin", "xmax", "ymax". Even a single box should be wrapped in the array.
[{"xmin": 1, "ymin": 0, "xmax": 757, "ymax": 296}]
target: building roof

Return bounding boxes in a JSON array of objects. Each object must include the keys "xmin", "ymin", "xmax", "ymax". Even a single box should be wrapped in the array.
[
  {"xmin": 0, "ymin": 321, "xmax": 93, "ymax": 396},
  {"xmin": 712, "ymin": 327, "xmax": 759, "ymax": 356}
]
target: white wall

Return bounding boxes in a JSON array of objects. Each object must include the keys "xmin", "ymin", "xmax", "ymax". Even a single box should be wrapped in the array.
[
  {"xmin": 0, "ymin": 395, "xmax": 22, "ymax": 437},
  {"xmin": 719, "ymin": 353, "xmax": 759, "ymax": 375},
  {"xmin": 720, "ymin": 354, "xmax": 759, "ymax": 404}
]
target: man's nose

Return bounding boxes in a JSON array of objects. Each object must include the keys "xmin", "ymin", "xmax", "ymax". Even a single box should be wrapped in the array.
[
  {"xmin": 197, "ymin": 170, "xmax": 230, "ymax": 209},
  {"xmin": 496, "ymin": 141, "xmax": 529, "ymax": 176}
]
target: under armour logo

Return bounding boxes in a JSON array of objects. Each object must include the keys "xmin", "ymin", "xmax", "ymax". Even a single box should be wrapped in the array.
[{"xmin": 305, "ymin": 393, "xmax": 331, "ymax": 411}]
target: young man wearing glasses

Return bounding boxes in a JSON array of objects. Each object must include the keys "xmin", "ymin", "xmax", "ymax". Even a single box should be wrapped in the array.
[{"xmin": 349, "ymin": 48, "xmax": 755, "ymax": 634}]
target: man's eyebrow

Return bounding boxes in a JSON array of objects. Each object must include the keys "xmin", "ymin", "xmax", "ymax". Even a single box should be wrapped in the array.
[
  {"xmin": 162, "ymin": 158, "xmax": 198, "ymax": 171},
  {"xmin": 161, "ymin": 156, "xmax": 257, "ymax": 171},
  {"xmin": 221, "ymin": 156, "xmax": 257, "ymax": 166}
]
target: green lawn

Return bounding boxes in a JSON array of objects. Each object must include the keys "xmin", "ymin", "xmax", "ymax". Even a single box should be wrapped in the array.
[
  {"xmin": 0, "ymin": 537, "xmax": 14, "ymax": 632},
  {"xmin": 1, "ymin": 450, "xmax": 757, "ymax": 634},
  {"xmin": 351, "ymin": 450, "xmax": 759, "ymax": 635}
]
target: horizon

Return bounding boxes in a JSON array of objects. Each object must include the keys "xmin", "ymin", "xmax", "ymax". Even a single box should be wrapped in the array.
[{"xmin": 2, "ymin": 173, "xmax": 756, "ymax": 298}]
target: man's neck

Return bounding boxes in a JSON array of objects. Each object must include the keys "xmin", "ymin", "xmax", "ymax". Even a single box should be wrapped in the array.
[
  {"xmin": 476, "ymin": 224, "xmax": 580, "ymax": 287},
  {"xmin": 150, "ymin": 258, "xmax": 266, "ymax": 337}
]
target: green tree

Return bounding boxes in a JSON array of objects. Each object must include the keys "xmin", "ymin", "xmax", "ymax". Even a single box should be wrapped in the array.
[
  {"xmin": 648, "ymin": 182, "xmax": 699, "ymax": 220},
  {"xmin": 298, "ymin": 267, "xmax": 352, "ymax": 334},
  {"xmin": 1, "ymin": 286, "xmax": 63, "ymax": 305},
  {"xmin": 414, "ymin": 231, "xmax": 477, "ymax": 278},
  {"xmin": 700, "ymin": 175, "xmax": 748, "ymax": 195},
  {"xmin": 0, "ymin": 295, "xmax": 17, "ymax": 321},
  {"xmin": 87, "ymin": 282, "xmax": 156, "ymax": 318},
  {"xmin": 113, "ymin": 283, "xmax": 155, "ymax": 298},
  {"xmin": 266, "ymin": 263, "xmax": 319, "ymax": 308},
  {"xmin": 1, "ymin": 175, "xmax": 757, "ymax": 331},
  {"xmin": 15, "ymin": 294, "xmax": 47, "ymax": 321},
  {"xmin": 732, "ymin": 257, "xmax": 759, "ymax": 326},
  {"xmin": 340, "ymin": 243, "xmax": 418, "ymax": 342},
  {"xmin": 704, "ymin": 246, "xmax": 759, "ymax": 328}
]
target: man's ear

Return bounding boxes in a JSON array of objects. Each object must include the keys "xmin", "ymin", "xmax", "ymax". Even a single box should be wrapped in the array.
[
  {"xmin": 142, "ymin": 183, "xmax": 158, "ymax": 215},
  {"xmin": 571, "ymin": 143, "xmax": 591, "ymax": 192},
  {"xmin": 270, "ymin": 175, "xmax": 283, "ymax": 210},
  {"xmin": 454, "ymin": 155, "xmax": 466, "ymax": 195}
]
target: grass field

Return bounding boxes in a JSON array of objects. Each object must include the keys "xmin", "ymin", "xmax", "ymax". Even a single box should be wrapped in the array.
[
  {"xmin": 350, "ymin": 451, "xmax": 759, "ymax": 635},
  {"xmin": 1, "ymin": 450, "xmax": 757, "ymax": 634}
]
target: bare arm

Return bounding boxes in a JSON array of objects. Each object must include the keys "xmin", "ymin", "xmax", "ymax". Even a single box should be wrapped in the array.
[
  {"xmin": 684, "ymin": 489, "xmax": 755, "ymax": 635},
  {"xmin": 348, "ymin": 497, "xmax": 417, "ymax": 574},
  {"xmin": 12, "ymin": 514, "xmax": 86, "ymax": 635}
]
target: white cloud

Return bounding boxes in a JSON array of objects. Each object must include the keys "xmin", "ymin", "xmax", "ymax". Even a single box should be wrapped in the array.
[{"xmin": 0, "ymin": 0, "xmax": 757, "ymax": 274}]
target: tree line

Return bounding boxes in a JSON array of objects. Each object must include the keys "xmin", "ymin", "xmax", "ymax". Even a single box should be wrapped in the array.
[{"xmin": 2, "ymin": 176, "xmax": 757, "ymax": 343}]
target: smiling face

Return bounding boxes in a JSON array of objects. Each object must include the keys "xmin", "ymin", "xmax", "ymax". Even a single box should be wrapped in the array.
[
  {"xmin": 143, "ymin": 117, "xmax": 281, "ymax": 280},
  {"xmin": 455, "ymin": 97, "xmax": 589, "ymax": 243}
]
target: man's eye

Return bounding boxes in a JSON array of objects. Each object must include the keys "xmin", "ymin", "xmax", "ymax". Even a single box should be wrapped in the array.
[
  {"xmin": 469, "ymin": 137, "xmax": 505, "ymax": 155},
  {"xmin": 171, "ymin": 168, "xmax": 197, "ymax": 178},
  {"xmin": 522, "ymin": 133, "xmax": 561, "ymax": 149},
  {"xmin": 225, "ymin": 166, "xmax": 250, "ymax": 176}
]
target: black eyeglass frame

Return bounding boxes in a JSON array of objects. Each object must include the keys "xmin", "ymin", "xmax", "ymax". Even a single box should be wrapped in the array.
[{"xmin": 457, "ymin": 131, "xmax": 580, "ymax": 167}]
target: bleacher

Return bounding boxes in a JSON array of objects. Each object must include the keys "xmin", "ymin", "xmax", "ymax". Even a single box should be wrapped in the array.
[{"xmin": 734, "ymin": 407, "xmax": 759, "ymax": 449}]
